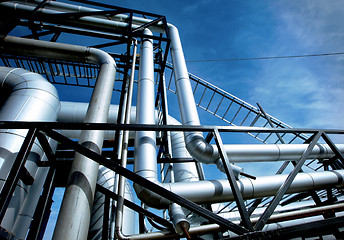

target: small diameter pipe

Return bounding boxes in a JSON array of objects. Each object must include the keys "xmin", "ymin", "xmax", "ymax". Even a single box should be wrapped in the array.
[
  {"xmin": 115, "ymin": 39, "xmax": 138, "ymax": 240},
  {"xmin": 127, "ymin": 204, "xmax": 344, "ymax": 240}
]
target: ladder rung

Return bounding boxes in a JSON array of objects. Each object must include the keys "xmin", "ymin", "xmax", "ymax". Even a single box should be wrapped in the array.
[
  {"xmin": 214, "ymin": 95, "xmax": 224, "ymax": 115},
  {"xmin": 205, "ymin": 91, "xmax": 216, "ymax": 111},
  {"xmin": 230, "ymin": 105, "xmax": 243, "ymax": 123},
  {"xmin": 221, "ymin": 100, "xmax": 234, "ymax": 120},
  {"xmin": 198, "ymin": 87, "xmax": 207, "ymax": 106}
]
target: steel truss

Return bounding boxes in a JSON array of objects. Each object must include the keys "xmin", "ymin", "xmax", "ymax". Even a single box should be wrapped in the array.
[
  {"xmin": 0, "ymin": 122, "xmax": 343, "ymax": 239},
  {"xmin": 0, "ymin": 1, "xmax": 343, "ymax": 239}
]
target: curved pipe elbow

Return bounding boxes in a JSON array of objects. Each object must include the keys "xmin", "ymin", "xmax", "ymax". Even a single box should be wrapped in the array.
[
  {"xmin": 0, "ymin": 67, "xmax": 61, "ymax": 121},
  {"xmin": 185, "ymin": 132, "xmax": 218, "ymax": 164},
  {"xmin": 133, "ymin": 183, "xmax": 170, "ymax": 209},
  {"xmin": 87, "ymin": 47, "xmax": 116, "ymax": 67},
  {"xmin": 0, "ymin": 36, "xmax": 116, "ymax": 70},
  {"xmin": 185, "ymin": 132, "xmax": 242, "ymax": 177}
]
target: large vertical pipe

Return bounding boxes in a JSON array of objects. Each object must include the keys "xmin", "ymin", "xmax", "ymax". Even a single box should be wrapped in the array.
[
  {"xmin": 133, "ymin": 29, "xmax": 157, "ymax": 185},
  {"xmin": 0, "ymin": 67, "xmax": 60, "ymax": 233},
  {"xmin": 53, "ymin": 50, "xmax": 116, "ymax": 239},
  {"xmin": 0, "ymin": 35, "xmax": 117, "ymax": 240},
  {"xmin": 88, "ymin": 166, "xmax": 115, "ymax": 240}
]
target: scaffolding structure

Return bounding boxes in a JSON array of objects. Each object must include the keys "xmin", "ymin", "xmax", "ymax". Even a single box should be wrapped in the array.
[{"xmin": 0, "ymin": 1, "xmax": 343, "ymax": 239}]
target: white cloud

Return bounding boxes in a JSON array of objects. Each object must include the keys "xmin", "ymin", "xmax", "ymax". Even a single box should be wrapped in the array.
[{"xmin": 249, "ymin": 1, "xmax": 344, "ymax": 133}]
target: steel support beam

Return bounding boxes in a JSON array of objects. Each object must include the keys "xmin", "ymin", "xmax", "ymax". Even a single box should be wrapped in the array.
[
  {"xmin": 322, "ymin": 132, "xmax": 344, "ymax": 164},
  {"xmin": 0, "ymin": 128, "xmax": 37, "ymax": 224},
  {"xmin": 257, "ymin": 103, "xmax": 285, "ymax": 144},
  {"xmin": 213, "ymin": 128, "xmax": 254, "ymax": 231},
  {"xmin": 254, "ymin": 131, "xmax": 322, "ymax": 230},
  {"xmin": 96, "ymin": 184, "xmax": 173, "ymax": 230},
  {"xmin": 228, "ymin": 215, "xmax": 344, "ymax": 240},
  {"xmin": 0, "ymin": 121, "xmax": 343, "ymax": 135},
  {"xmin": 41, "ymin": 128, "xmax": 248, "ymax": 235}
]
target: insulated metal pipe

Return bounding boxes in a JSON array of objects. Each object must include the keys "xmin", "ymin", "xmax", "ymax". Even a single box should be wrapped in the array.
[
  {"xmin": 0, "ymin": 67, "xmax": 60, "ymax": 234},
  {"xmin": 57, "ymin": 102, "xmax": 344, "ymax": 209},
  {"xmin": 58, "ymin": 101, "xmax": 344, "ymax": 164},
  {"xmin": 88, "ymin": 166, "xmax": 115, "ymax": 240},
  {"xmin": 168, "ymin": 24, "xmax": 242, "ymax": 175},
  {"xmin": 3, "ymin": 1, "xmax": 344, "ymax": 238},
  {"xmin": 0, "ymin": 35, "xmax": 117, "ymax": 239},
  {"xmin": 133, "ymin": 28, "xmax": 159, "ymax": 190},
  {"xmin": 15, "ymin": 0, "xmax": 340, "ymax": 167},
  {"xmin": 52, "ymin": 46, "xmax": 116, "ymax": 239},
  {"xmin": 126, "ymin": 205, "xmax": 344, "ymax": 240},
  {"xmin": 168, "ymin": 117, "xmax": 199, "ymax": 183},
  {"xmin": 0, "ymin": 1, "xmax": 242, "ymax": 175}
]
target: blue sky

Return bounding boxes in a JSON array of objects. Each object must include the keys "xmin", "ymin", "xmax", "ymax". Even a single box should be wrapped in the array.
[
  {"xmin": 112, "ymin": 0, "xmax": 344, "ymax": 131},
  {"xmin": 31, "ymin": 0, "xmax": 344, "ymax": 238}
]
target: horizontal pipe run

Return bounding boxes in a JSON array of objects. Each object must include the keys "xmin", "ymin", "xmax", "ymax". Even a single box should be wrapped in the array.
[
  {"xmin": 57, "ymin": 103, "xmax": 344, "ymax": 163},
  {"xmin": 55, "ymin": 102, "xmax": 344, "ymax": 209},
  {"xmin": 222, "ymin": 143, "xmax": 344, "ymax": 163},
  {"xmin": 127, "ymin": 204, "xmax": 344, "ymax": 240}
]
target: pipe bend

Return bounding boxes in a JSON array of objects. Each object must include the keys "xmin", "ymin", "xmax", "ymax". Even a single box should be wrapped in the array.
[
  {"xmin": 133, "ymin": 182, "xmax": 171, "ymax": 209},
  {"xmin": 167, "ymin": 22, "xmax": 243, "ymax": 177},
  {"xmin": 184, "ymin": 133, "xmax": 217, "ymax": 164},
  {"xmin": 87, "ymin": 47, "xmax": 117, "ymax": 67},
  {"xmin": 0, "ymin": 67, "xmax": 61, "ymax": 120}
]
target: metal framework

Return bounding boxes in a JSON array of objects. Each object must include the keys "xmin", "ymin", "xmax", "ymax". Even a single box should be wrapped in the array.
[
  {"xmin": 0, "ymin": 1, "xmax": 343, "ymax": 239},
  {"xmin": 0, "ymin": 122, "xmax": 343, "ymax": 239}
]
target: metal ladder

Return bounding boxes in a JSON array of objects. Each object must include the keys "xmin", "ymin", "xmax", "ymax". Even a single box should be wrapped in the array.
[
  {"xmin": 0, "ymin": 55, "xmax": 308, "ymax": 144},
  {"xmin": 165, "ymin": 62, "xmax": 308, "ymax": 144}
]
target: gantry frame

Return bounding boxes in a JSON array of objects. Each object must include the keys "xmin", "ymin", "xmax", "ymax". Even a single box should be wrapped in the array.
[{"xmin": 0, "ymin": 1, "xmax": 344, "ymax": 239}]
